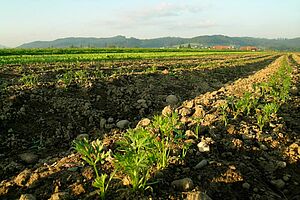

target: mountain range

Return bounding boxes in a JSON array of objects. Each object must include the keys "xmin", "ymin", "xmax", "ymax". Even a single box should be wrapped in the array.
[
  {"xmin": 0, "ymin": 44, "xmax": 7, "ymax": 49},
  {"xmin": 14, "ymin": 35, "xmax": 300, "ymax": 50}
]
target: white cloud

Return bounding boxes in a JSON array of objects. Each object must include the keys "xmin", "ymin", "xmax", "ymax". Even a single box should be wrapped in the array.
[
  {"xmin": 123, "ymin": 2, "xmax": 205, "ymax": 21},
  {"xmin": 92, "ymin": 2, "xmax": 215, "ymax": 32}
]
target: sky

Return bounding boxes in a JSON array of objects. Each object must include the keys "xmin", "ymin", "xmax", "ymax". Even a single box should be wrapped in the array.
[{"xmin": 1, "ymin": 0, "xmax": 300, "ymax": 47}]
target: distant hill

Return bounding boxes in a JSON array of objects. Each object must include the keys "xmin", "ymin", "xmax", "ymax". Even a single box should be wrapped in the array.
[
  {"xmin": 0, "ymin": 44, "xmax": 7, "ymax": 49},
  {"xmin": 18, "ymin": 35, "xmax": 300, "ymax": 51}
]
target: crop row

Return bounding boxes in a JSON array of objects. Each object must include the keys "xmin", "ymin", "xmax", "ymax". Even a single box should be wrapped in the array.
[
  {"xmin": 73, "ymin": 55, "xmax": 294, "ymax": 199},
  {"xmin": 0, "ymin": 48, "xmax": 260, "ymax": 56},
  {"xmin": 0, "ymin": 54, "xmax": 277, "ymax": 92},
  {"xmin": 0, "ymin": 51, "xmax": 263, "ymax": 65},
  {"xmin": 219, "ymin": 55, "xmax": 292, "ymax": 134}
]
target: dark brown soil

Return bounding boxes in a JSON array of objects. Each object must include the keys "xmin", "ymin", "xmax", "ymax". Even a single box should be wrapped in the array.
[{"xmin": 1, "ymin": 53, "xmax": 299, "ymax": 200}]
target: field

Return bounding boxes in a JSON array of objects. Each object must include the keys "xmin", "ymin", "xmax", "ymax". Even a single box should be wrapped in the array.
[{"xmin": 0, "ymin": 49, "xmax": 299, "ymax": 200}]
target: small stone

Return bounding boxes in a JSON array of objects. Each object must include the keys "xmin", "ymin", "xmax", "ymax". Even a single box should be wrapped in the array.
[
  {"xmin": 242, "ymin": 182, "xmax": 251, "ymax": 189},
  {"xmin": 137, "ymin": 99, "xmax": 148, "ymax": 108},
  {"xmin": 19, "ymin": 194, "xmax": 36, "ymax": 200},
  {"xmin": 183, "ymin": 101, "xmax": 194, "ymax": 109},
  {"xmin": 166, "ymin": 95, "xmax": 179, "ymax": 105},
  {"xmin": 19, "ymin": 153, "xmax": 38, "ymax": 164},
  {"xmin": 276, "ymin": 161, "xmax": 287, "ymax": 168},
  {"xmin": 20, "ymin": 107, "xmax": 26, "ymax": 113},
  {"xmin": 162, "ymin": 105, "xmax": 172, "ymax": 116},
  {"xmin": 162, "ymin": 69, "xmax": 169, "ymax": 75},
  {"xmin": 171, "ymin": 178, "xmax": 194, "ymax": 192},
  {"xmin": 271, "ymin": 179, "xmax": 285, "ymax": 189},
  {"xmin": 116, "ymin": 120, "xmax": 130, "ymax": 129},
  {"xmin": 229, "ymin": 165, "xmax": 236, "ymax": 170},
  {"xmin": 253, "ymin": 187, "xmax": 259, "ymax": 193},
  {"xmin": 194, "ymin": 159, "xmax": 208, "ymax": 169},
  {"xmin": 179, "ymin": 108, "xmax": 191, "ymax": 117},
  {"xmin": 88, "ymin": 116, "xmax": 93, "ymax": 123},
  {"xmin": 105, "ymin": 123, "xmax": 115, "ymax": 129},
  {"xmin": 107, "ymin": 117, "xmax": 114, "ymax": 123},
  {"xmin": 186, "ymin": 191, "xmax": 212, "ymax": 200},
  {"xmin": 49, "ymin": 192, "xmax": 69, "ymax": 200},
  {"xmin": 197, "ymin": 141, "xmax": 210, "ymax": 152},
  {"xmin": 221, "ymin": 152, "xmax": 233, "ymax": 157},
  {"xmin": 76, "ymin": 134, "xmax": 89, "ymax": 140},
  {"xmin": 100, "ymin": 118, "xmax": 106, "ymax": 129},
  {"xmin": 137, "ymin": 118, "xmax": 151, "ymax": 127},
  {"xmin": 290, "ymin": 86, "xmax": 298, "ymax": 95},
  {"xmin": 283, "ymin": 175, "xmax": 290, "ymax": 182},
  {"xmin": 185, "ymin": 130, "xmax": 196, "ymax": 138},
  {"xmin": 193, "ymin": 105, "xmax": 206, "ymax": 118},
  {"xmin": 72, "ymin": 183, "xmax": 85, "ymax": 195},
  {"xmin": 67, "ymin": 167, "xmax": 78, "ymax": 172},
  {"xmin": 283, "ymin": 189, "xmax": 289, "ymax": 194},
  {"xmin": 227, "ymin": 125, "xmax": 235, "ymax": 134},
  {"xmin": 182, "ymin": 167, "xmax": 190, "ymax": 173},
  {"xmin": 180, "ymin": 116, "xmax": 189, "ymax": 123},
  {"xmin": 260, "ymin": 144, "xmax": 268, "ymax": 151},
  {"xmin": 14, "ymin": 169, "xmax": 31, "ymax": 186}
]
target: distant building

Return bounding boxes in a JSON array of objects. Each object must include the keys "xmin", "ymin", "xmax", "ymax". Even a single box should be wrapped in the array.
[
  {"xmin": 212, "ymin": 45, "xmax": 233, "ymax": 50},
  {"xmin": 240, "ymin": 46, "xmax": 258, "ymax": 51}
]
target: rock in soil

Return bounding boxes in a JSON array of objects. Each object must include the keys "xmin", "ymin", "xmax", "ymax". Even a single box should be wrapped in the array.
[
  {"xmin": 76, "ymin": 134, "xmax": 89, "ymax": 140},
  {"xmin": 194, "ymin": 159, "xmax": 208, "ymax": 169},
  {"xmin": 271, "ymin": 179, "xmax": 285, "ymax": 190},
  {"xmin": 162, "ymin": 105, "xmax": 173, "ymax": 116},
  {"xmin": 185, "ymin": 130, "xmax": 196, "ymax": 138},
  {"xmin": 179, "ymin": 107, "xmax": 192, "ymax": 116},
  {"xmin": 116, "ymin": 120, "xmax": 130, "ymax": 129},
  {"xmin": 183, "ymin": 100, "xmax": 194, "ymax": 109},
  {"xmin": 19, "ymin": 194, "xmax": 36, "ymax": 200},
  {"xmin": 186, "ymin": 191, "xmax": 212, "ymax": 200},
  {"xmin": 193, "ymin": 105, "xmax": 206, "ymax": 118},
  {"xmin": 137, "ymin": 118, "xmax": 151, "ymax": 127},
  {"xmin": 166, "ymin": 95, "xmax": 179, "ymax": 105},
  {"xmin": 197, "ymin": 141, "xmax": 210, "ymax": 152},
  {"xmin": 100, "ymin": 118, "xmax": 106, "ymax": 128},
  {"xmin": 14, "ymin": 169, "xmax": 31, "ymax": 186},
  {"xmin": 171, "ymin": 178, "xmax": 194, "ymax": 192},
  {"xmin": 19, "ymin": 153, "xmax": 38, "ymax": 164},
  {"xmin": 242, "ymin": 182, "xmax": 251, "ymax": 190},
  {"xmin": 49, "ymin": 192, "xmax": 70, "ymax": 200},
  {"xmin": 290, "ymin": 86, "xmax": 298, "ymax": 95}
]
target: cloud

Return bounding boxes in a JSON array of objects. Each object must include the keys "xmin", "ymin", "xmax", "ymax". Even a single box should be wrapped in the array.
[
  {"xmin": 91, "ymin": 1, "xmax": 217, "ymax": 35},
  {"xmin": 168, "ymin": 20, "xmax": 217, "ymax": 29},
  {"xmin": 123, "ymin": 2, "xmax": 205, "ymax": 21}
]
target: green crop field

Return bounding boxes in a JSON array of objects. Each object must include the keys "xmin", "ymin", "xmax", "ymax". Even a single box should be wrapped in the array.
[{"xmin": 0, "ymin": 48, "xmax": 261, "ymax": 65}]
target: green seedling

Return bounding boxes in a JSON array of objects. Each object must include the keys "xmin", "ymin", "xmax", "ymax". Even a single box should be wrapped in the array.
[
  {"xmin": 93, "ymin": 170, "xmax": 116, "ymax": 200},
  {"xmin": 146, "ymin": 65, "xmax": 157, "ymax": 73},
  {"xmin": 181, "ymin": 141, "xmax": 192, "ymax": 159},
  {"xmin": 219, "ymin": 102, "xmax": 229, "ymax": 126},
  {"xmin": 58, "ymin": 71, "xmax": 74, "ymax": 86},
  {"xmin": 74, "ymin": 70, "xmax": 88, "ymax": 84},
  {"xmin": 233, "ymin": 98, "xmax": 246, "ymax": 119},
  {"xmin": 192, "ymin": 117, "xmax": 203, "ymax": 139},
  {"xmin": 256, "ymin": 111, "xmax": 265, "ymax": 131},
  {"xmin": 256, "ymin": 102, "xmax": 279, "ymax": 131},
  {"xmin": 115, "ymin": 128, "xmax": 156, "ymax": 192},
  {"xmin": 152, "ymin": 112, "xmax": 182, "ymax": 169},
  {"xmin": 94, "ymin": 70, "xmax": 106, "ymax": 79},
  {"xmin": 74, "ymin": 138, "xmax": 111, "ymax": 199},
  {"xmin": 19, "ymin": 74, "xmax": 38, "ymax": 86}
]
